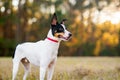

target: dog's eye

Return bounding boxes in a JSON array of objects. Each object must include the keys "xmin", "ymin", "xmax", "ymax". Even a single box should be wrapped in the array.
[
  {"xmin": 59, "ymin": 28, "xmax": 63, "ymax": 31},
  {"xmin": 55, "ymin": 30, "xmax": 57, "ymax": 33},
  {"xmin": 58, "ymin": 28, "xmax": 64, "ymax": 32}
]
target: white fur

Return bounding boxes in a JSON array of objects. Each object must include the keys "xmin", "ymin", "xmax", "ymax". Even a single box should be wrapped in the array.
[{"xmin": 12, "ymin": 27, "xmax": 71, "ymax": 80}]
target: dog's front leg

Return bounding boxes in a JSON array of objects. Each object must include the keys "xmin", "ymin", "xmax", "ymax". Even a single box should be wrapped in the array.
[
  {"xmin": 47, "ymin": 58, "xmax": 57, "ymax": 80},
  {"xmin": 40, "ymin": 66, "xmax": 47, "ymax": 80},
  {"xmin": 40, "ymin": 56, "xmax": 52, "ymax": 80},
  {"xmin": 47, "ymin": 63, "xmax": 55, "ymax": 80}
]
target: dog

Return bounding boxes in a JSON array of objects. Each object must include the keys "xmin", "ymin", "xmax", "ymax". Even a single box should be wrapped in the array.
[{"xmin": 12, "ymin": 13, "xmax": 72, "ymax": 80}]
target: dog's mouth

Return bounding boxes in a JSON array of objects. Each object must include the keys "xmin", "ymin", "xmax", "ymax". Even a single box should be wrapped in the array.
[{"xmin": 58, "ymin": 34, "xmax": 72, "ymax": 40}]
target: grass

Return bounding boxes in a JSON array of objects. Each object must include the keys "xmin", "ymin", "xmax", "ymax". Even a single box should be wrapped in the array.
[{"xmin": 0, "ymin": 57, "xmax": 120, "ymax": 80}]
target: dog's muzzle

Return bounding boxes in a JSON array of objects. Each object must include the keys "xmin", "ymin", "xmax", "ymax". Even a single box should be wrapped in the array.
[
  {"xmin": 59, "ymin": 33, "xmax": 72, "ymax": 40},
  {"xmin": 68, "ymin": 33, "xmax": 72, "ymax": 38},
  {"xmin": 67, "ymin": 33, "xmax": 72, "ymax": 40}
]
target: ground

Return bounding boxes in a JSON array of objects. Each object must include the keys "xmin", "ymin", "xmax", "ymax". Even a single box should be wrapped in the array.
[{"xmin": 0, "ymin": 57, "xmax": 120, "ymax": 80}]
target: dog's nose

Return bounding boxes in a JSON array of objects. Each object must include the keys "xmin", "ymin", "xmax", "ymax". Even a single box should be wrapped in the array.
[{"xmin": 69, "ymin": 33, "xmax": 72, "ymax": 37}]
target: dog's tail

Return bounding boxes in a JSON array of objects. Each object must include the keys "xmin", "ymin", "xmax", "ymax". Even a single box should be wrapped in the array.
[{"xmin": 12, "ymin": 52, "xmax": 15, "ymax": 59}]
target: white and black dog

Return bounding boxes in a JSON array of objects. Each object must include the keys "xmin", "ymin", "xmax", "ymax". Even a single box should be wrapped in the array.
[{"xmin": 12, "ymin": 13, "xmax": 72, "ymax": 80}]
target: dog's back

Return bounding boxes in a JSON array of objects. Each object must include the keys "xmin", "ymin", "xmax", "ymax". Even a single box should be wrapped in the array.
[{"xmin": 13, "ymin": 40, "xmax": 44, "ymax": 59}]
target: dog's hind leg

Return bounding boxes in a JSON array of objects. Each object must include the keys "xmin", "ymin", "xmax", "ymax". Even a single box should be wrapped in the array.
[
  {"xmin": 21, "ymin": 58, "xmax": 30, "ymax": 80},
  {"xmin": 12, "ymin": 45, "xmax": 23, "ymax": 80},
  {"xmin": 12, "ymin": 57, "xmax": 21, "ymax": 80}
]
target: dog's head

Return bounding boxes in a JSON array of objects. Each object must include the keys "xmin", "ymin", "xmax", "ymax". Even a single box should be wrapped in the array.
[{"xmin": 50, "ymin": 13, "xmax": 72, "ymax": 41}]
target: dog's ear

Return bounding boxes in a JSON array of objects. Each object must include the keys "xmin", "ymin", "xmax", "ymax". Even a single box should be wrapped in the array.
[
  {"xmin": 60, "ymin": 19, "xmax": 67, "ymax": 24},
  {"xmin": 51, "ymin": 13, "xmax": 58, "ymax": 25}
]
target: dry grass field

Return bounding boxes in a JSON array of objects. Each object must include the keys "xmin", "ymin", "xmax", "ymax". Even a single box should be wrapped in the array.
[{"xmin": 0, "ymin": 57, "xmax": 120, "ymax": 80}]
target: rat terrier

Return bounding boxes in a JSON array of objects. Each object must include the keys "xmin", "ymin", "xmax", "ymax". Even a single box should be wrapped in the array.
[{"xmin": 12, "ymin": 13, "xmax": 72, "ymax": 80}]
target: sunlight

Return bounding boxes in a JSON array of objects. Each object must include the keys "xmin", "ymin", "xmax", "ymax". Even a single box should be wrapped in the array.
[
  {"xmin": 0, "ymin": 1, "xmax": 3, "ymax": 7},
  {"xmin": 20, "ymin": 0, "xmax": 26, "ymax": 5},
  {"xmin": 28, "ymin": 17, "xmax": 37, "ymax": 25},
  {"xmin": 92, "ymin": 9, "xmax": 120, "ymax": 24},
  {"xmin": 111, "ymin": 12, "xmax": 120, "ymax": 24},
  {"xmin": 28, "ymin": 0, "xmax": 33, "ymax": 3},
  {"xmin": 69, "ymin": 0, "xmax": 76, "ymax": 6},
  {"xmin": 0, "ymin": 6, "xmax": 5, "ymax": 12},
  {"xmin": 50, "ymin": 5, "xmax": 55, "ymax": 14},
  {"xmin": 40, "ymin": 4, "xmax": 55, "ymax": 14},
  {"xmin": 99, "ymin": 11, "xmax": 120, "ymax": 24},
  {"xmin": 12, "ymin": 0, "xmax": 19, "ymax": 7},
  {"xmin": 83, "ymin": 0, "xmax": 90, "ymax": 6},
  {"xmin": 92, "ymin": 1, "xmax": 120, "ymax": 25},
  {"xmin": 12, "ymin": 0, "xmax": 19, "ymax": 11}
]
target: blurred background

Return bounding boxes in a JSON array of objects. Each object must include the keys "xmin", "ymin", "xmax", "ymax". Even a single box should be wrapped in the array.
[{"xmin": 0, "ymin": 0, "xmax": 120, "ymax": 57}]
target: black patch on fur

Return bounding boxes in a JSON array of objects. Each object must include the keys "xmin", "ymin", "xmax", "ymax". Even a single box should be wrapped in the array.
[{"xmin": 51, "ymin": 23, "xmax": 64, "ymax": 36}]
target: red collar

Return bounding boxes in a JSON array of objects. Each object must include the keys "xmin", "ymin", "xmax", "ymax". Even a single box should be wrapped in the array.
[{"xmin": 47, "ymin": 37, "xmax": 58, "ymax": 43}]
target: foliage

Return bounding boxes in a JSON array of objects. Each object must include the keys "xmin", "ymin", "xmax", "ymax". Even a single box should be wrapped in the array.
[
  {"xmin": 0, "ymin": 38, "xmax": 16, "ymax": 56},
  {"xmin": 0, "ymin": 0, "xmax": 120, "ymax": 56}
]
